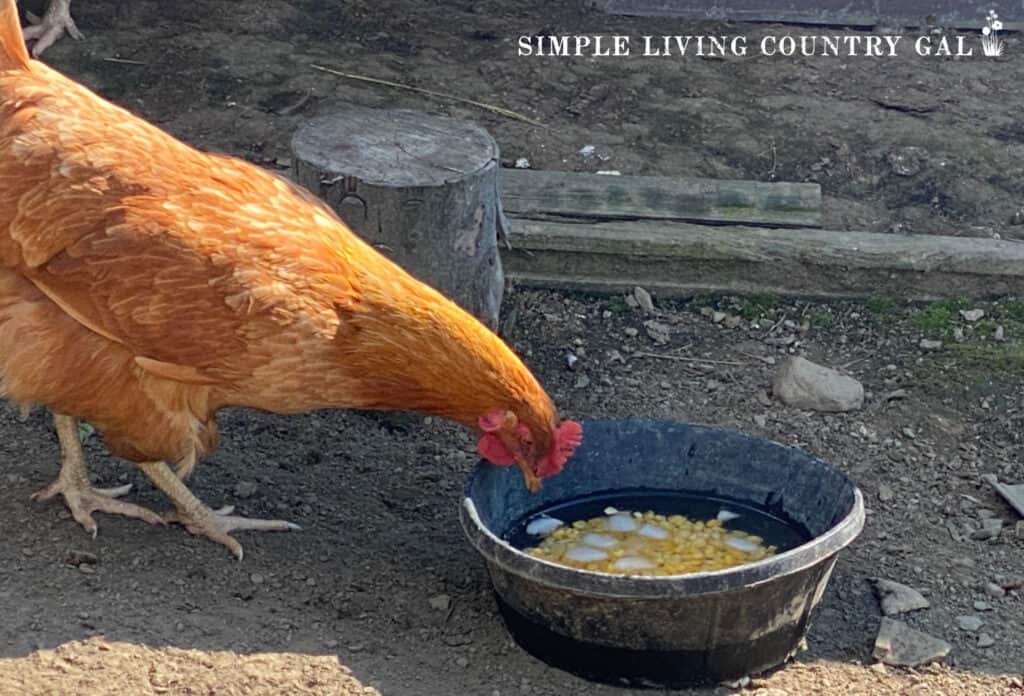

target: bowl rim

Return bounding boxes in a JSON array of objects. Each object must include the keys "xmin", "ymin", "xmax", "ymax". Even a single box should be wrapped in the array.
[{"xmin": 460, "ymin": 423, "xmax": 866, "ymax": 599}]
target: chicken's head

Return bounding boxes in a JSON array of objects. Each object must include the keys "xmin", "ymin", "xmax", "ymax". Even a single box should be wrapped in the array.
[{"xmin": 476, "ymin": 409, "xmax": 582, "ymax": 492}]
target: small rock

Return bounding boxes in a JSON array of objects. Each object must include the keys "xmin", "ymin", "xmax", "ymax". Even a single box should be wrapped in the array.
[
  {"xmin": 886, "ymin": 146, "xmax": 928, "ymax": 177},
  {"xmin": 250, "ymin": 573, "xmax": 264, "ymax": 584},
  {"xmin": 65, "ymin": 550, "xmax": 99, "ymax": 567},
  {"xmin": 994, "ymin": 325, "xmax": 1005, "ymax": 342},
  {"xmin": 870, "ymin": 578, "xmax": 929, "ymax": 615},
  {"xmin": 578, "ymin": 144, "xmax": 596, "ymax": 157},
  {"xmin": 973, "ymin": 600, "xmax": 990, "ymax": 611},
  {"xmin": 325, "ymin": 639, "xmax": 338, "ymax": 648},
  {"xmin": 623, "ymin": 327, "xmax": 639, "ymax": 338},
  {"xmin": 710, "ymin": 311, "xmax": 727, "ymax": 324},
  {"xmin": 513, "ymin": 158, "xmax": 531, "ymax": 169},
  {"xmin": 429, "ymin": 594, "xmax": 451, "ymax": 612},
  {"xmin": 1002, "ymin": 575, "xmax": 1024, "ymax": 591},
  {"xmin": 723, "ymin": 315, "xmax": 742, "ymax": 329},
  {"xmin": 983, "ymin": 582, "xmax": 1006, "ymax": 598},
  {"xmin": 977, "ymin": 633, "xmax": 996, "ymax": 649},
  {"xmin": 956, "ymin": 615, "xmax": 984, "ymax": 632},
  {"xmin": 644, "ymin": 320, "xmax": 671, "ymax": 345},
  {"xmin": 456, "ymin": 656, "xmax": 470, "ymax": 668},
  {"xmin": 970, "ymin": 518, "xmax": 1002, "ymax": 541},
  {"xmin": 878, "ymin": 484, "xmax": 895, "ymax": 502},
  {"xmin": 233, "ymin": 480, "xmax": 258, "ymax": 499},
  {"xmin": 573, "ymin": 375, "xmax": 590, "ymax": 390},
  {"xmin": 959, "ymin": 309, "xmax": 985, "ymax": 322},
  {"xmin": 873, "ymin": 618, "xmax": 950, "ymax": 667},
  {"xmin": 919, "ymin": 339, "xmax": 943, "ymax": 351},
  {"xmin": 753, "ymin": 414, "xmax": 767, "ymax": 428},
  {"xmin": 633, "ymin": 286, "xmax": 655, "ymax": 313},
  {"xmin": 772, "ymin": 356, "xmax": 864, "ymax": 412}
]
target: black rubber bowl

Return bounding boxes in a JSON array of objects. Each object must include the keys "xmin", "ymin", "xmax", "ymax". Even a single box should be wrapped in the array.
[{"xmin": 460, "ymin": 419, "xmax": 864, "ymax": 688}]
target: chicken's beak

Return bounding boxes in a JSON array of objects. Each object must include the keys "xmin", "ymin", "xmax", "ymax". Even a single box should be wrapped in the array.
[{"xmin": 515, "ymin": 456, "xmax": 542, "ymax": 493}]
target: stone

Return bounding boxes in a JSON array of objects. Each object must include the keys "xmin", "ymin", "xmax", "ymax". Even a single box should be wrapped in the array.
[
  {"xmin": 870, "ymin": 578, "xmax": 929, "ymax": 616},
  {"xmin": 959, "ymin": 309, "xmax": 985, "ymax": 322},
  {"xmin": 977, "ymin": 633, "xmax": 996, "ymax": 648},
  {"xmin": 644, "ymin": 321, "xmax": 671, "ymax": 345},
  {"xmin": 956, "ymin": 615, "xmax": 984, "ymax": 632},
  {"xmin": 873, "ymin": 618, "xmax": 951, "ymax": 667},
  {"xmin": 632, "ymin": 286, "xmax": 655, "ymax": 313},
  {"xmin": 919, "ymin": 339, "xmax": 943, "ymax": 351},
  {"xmin": 233, "ymin": 480, "xmax": 258, "ymax": 499},
  {"xmin": 878, "ymin": 484, "xmax": 895, "ymax": 502},
  {"xmin": 983, "ymin": 582, "xmax": 1006, "ymax": 598},
  {"xmin": 970, "ymin": 518, "xmax": 1002, "ymax": 541},
  {"xmin": 429, "ymin": 594, "xmax": 452, "ymax": 612},
  {"xmin": 772, "ymin": 356, "xmax": 864, "ymax": 412}
]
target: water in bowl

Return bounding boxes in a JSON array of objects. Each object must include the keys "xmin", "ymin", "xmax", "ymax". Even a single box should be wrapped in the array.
[{"xmin": 506, "ymin": 489, "xmax": 810, "ymax": 576}]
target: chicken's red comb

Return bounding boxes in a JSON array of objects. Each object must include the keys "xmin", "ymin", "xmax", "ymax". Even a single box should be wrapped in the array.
[
  {"xmin": 555, "ymin": 420, "xmax": 583, "ymax": 454},
  {"xmin": 537, "ymin": 420, "xmax": 583, "ymax": 477}
]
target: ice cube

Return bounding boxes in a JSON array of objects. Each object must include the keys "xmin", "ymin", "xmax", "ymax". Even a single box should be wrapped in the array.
[
  {"xmin": 526, "ymin": 515, "xmax": 563, "ymax": 537},
  {"xmin": 582, "ymin": 533, "xmax": 618, "ymax": 549},
  {"xmin": 605, "ymin": 513, "xmax": 639, "ymax": 532},
  {"xmin": 726, "ymin": 536, "xmax": 760, "ymax": 553},
  {"xmin": 638, "ymin": 523, "xmax": 669, "ymax": 539},
  {"xmin": 564, "ymin": 545, "xmax": 609, "ymax": 562},
  {"xmin": 613, "ymin": 556, "xmax": 655, "ymax": 571},
  {"xmin": 717, "ymin": 509, "xmax": 741, "ymax": 523}
]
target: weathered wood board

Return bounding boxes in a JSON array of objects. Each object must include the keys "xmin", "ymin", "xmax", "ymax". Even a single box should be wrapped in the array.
[
  {"xmin": 502, "ymin": 218, "xmax": 1024, "ymax": 300},
  {"xmin": 501, "ymin": 169, "xmax": 821, "ymax": 228},
  {"xmin": 593, "ymin": 0, "xmax": 1023, "ymax": 29}
]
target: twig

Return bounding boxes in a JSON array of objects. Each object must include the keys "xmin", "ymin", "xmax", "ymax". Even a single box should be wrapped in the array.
[
  {"xmin": 103, "ymin": 57, "xmax": 147, "ymax": 65},
  {"xmin": 310, "ymin": 64, "xmax": 544, "ymax": 127},
  {"xmin": 633, "ymin": 351, "xmax": 752, "ymax": 367}
]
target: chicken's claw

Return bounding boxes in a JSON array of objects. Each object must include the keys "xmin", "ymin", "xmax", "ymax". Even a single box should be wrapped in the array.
[
  {"xmin": 23, "ymin": 0, "xmax": 84, "ymax": 57},
  {"xmin": 139, "ymin": 459, "xmax": 299, "ymax": 561},
  {"xmin": 32, "ymin": 479, "xmax": 164, "ymax": 538},
  {"xmin": 162, "ymin": 505, "xmax": 302, "ymax": 561}
]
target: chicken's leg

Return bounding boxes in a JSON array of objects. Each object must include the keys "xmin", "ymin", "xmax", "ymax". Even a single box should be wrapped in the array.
[
  {"xmin": 22, "ymin": 0, "xmax": 83, "ymax": 57},
  {"xmin": 32, "ymin": 413, "xmax": 164, "ymax": 537},
  {"xmin": 138, "ymin": 459, "xmax": 300, "ymax": 561}
]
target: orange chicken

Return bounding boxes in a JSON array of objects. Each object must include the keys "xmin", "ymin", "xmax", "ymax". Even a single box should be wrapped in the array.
[{"xmin": 0, "ymin": 0, "xmax": 581, "ymax": 559}]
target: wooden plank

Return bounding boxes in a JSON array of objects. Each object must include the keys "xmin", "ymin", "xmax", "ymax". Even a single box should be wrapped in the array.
[
  {"xmin": 500, "ymin": 169, "xmax": 821, "ymax": 228},
  {"xmin": 594, "ymin": 0, "xmax": 1024, "ymax": 29},
  {"xmin": 501, "ymin": 219, "xmax": 1024, "ymax": 300}
]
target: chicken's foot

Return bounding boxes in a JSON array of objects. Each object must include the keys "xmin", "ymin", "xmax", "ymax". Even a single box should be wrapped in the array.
[
  {"xmin": 23, "ymin": 0, "xmax": 83, "ymax": 57},
  {"xmin": 138, "ymin": 459, "xmax": 300, "ymax": 561},
  {"xmin": 32, "ymin": 413, "xmax": 164, "ymax": 537}
]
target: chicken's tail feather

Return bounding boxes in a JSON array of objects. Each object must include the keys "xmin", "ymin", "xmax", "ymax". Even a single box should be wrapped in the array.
[{"xmin": 0, "ymin": 0, "xmax": 30, "ymax": 70}]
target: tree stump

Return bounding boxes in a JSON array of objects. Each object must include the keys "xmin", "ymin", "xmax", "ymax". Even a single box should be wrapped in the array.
[{"xmin": 291, "ymin": 107, "xmax": 508, "ymax": 329}]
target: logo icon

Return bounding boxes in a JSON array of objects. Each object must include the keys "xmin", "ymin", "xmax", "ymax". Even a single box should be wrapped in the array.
[{"xmin": 981, "ymin": 10, "xmax": 1005, "ymax": 57}]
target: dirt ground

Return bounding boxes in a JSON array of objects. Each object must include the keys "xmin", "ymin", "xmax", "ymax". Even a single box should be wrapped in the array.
[{"xmin": 1, "ymin": 1, "xmax": 1023, "ymax": 695}]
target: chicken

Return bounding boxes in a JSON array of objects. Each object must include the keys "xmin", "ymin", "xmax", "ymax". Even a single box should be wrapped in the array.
[
  {"xmin": 0, "ymin": 0, "xmax": 581, "ymax": 559},
  {"xmin": 21, "ymin": 0, "xmax": 81, "ymax": 56}
]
